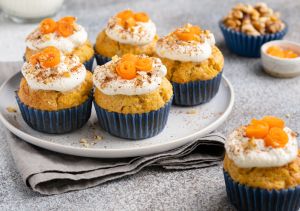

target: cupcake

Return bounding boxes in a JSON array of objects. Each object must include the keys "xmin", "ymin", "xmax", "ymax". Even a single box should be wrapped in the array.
[
  {"xmin": 93, "ymin": 53, "xmax": 173, "ymax": 139},
  {"xmin": 220, "ymin": 3, "xmax": 287, "ymax": 57},
  {"xmin": 24, "ymin": 16, "xmax": 95, "ymax": 70},
  {"xmin": 224, "ymin": 116, "xmax": 300, "ymax": 211},
  {"xmin": 155, "ymin": 24, "xmax": 224, "ymax": 106},
  {"xmin": 17, "ymin": 46, "xmax": 93, "ymax": 134},
  {"xmin": 94, "ymin": 9, "xmax": 158, "ymax": 65}
]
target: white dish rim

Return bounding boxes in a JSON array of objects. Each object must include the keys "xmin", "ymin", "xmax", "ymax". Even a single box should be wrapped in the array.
[{"xmin": 0, "ymin": 72, "xmax": 234, "ymax": 158}]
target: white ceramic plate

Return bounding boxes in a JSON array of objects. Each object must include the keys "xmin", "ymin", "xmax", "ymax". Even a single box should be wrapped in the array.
[{"xmin": 0, "ymin": 72, "xmax": 234, "ymax": 158}]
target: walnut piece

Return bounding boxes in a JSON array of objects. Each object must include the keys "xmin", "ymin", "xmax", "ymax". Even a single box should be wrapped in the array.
[{"xmin": 223, "ymin": 2, "xmax": 285, "ymax": 36}]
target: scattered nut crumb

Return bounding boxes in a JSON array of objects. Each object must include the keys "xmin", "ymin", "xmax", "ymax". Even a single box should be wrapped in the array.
[
  {"xmin": 285, "ymin": 114, "xmax": 290, "ymax": 118},
  {"xmin": 79, "ymin": 138, "xmax": 90, "ymax": 148},
  {"xmin": 186, "ymin": 109, "xmax": 197, "ymax": 114},
  {"xmin": 6, "ymin": 106, "xmax": 17, "ymax": 113},
  {"xmin": 248, "ymin": 137, "xmax": 257, "ymax": 148},
  {"xmin": 82, "ymin": 143, "xmax": 90, "ymax": 148},
  {"xmin": 94, "ymin": 135, "xmax": 103, "ymax": 141},
  {"xmin": 80, "ymin": 138, "xmax": 88, "ymax": 144},
  {"xmin": 79, "ymin": 135, "xmax": 103, "ymax": 148},
  {"xmin": 292, "ymin": 131, "xmax": 299, "ymax": 138}
]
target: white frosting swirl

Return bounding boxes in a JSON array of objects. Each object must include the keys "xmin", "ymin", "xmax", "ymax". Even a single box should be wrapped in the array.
[
  {"xmin": 225, "ymin": 127, "xmax": 298, "ymax": 168},
  {"xmin": 22, "ymin": 55, "xmax": 86, "ymax": 92},
  {"xmin": 105, "ymin": 16, "xmax": 156, "ymax": 45},
  {"xmin": 155, "ymin": 30, "xmax": 215, "ymax": 62},
  {"xmin": 26, "ymin": 24, "xmax": 88, "ymax": 53},
  {"xmin": 93, "ymin": 56, "xmax": 167, "ymax": 95}
]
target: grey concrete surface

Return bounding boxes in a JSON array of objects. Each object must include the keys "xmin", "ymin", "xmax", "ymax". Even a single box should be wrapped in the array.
[{"xmin": 0, "ymin": 0, "xmax": 300, "ymax": 210}]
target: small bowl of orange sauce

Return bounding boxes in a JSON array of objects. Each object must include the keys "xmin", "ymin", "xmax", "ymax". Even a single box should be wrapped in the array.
[{"xmin": 261, "ymin": 40, "xmax": 300, "ymax": 78}]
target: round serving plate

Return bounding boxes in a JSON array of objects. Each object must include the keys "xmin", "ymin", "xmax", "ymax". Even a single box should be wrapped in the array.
[{"xmin": 0, "ymin": 72, "xmax": 234, "ymax": 158}]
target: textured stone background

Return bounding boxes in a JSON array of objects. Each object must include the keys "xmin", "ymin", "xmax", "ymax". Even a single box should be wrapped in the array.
[{"xmin": 0, "ymin": 0, "xmax": 300, "ymax": 210}]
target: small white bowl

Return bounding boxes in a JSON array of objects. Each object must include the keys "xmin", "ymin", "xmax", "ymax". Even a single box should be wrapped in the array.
[{"xmin": 261, "ymin": 40, "xmax": 300, "ymax": 78}]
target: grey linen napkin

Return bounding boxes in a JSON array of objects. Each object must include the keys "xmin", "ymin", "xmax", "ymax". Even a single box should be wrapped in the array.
[{"xmin": 7, "ymin": 132, "xmax": 225, "ymax": 195}]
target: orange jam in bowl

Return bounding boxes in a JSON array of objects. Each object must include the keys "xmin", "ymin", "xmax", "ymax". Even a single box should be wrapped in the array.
[{"xmin": 267, "ymin": 45, "xmax": 299, "ymax": 59}]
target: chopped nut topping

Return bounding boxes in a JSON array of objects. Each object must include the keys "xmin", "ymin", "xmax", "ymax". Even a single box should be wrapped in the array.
[
  {"xmin": 82, "ymin": 143, "xmax": 90, "ymax": 148},
  {"xmin": 291, "ymin": 131, "xmax": 299, "ymax": 138},
  {"xmin": 80, "ymin": 138, "xmax": 88, "ymax": 144},
  {"xmin": 186, "ymin": 109, "xmax": 197, "ymax": 114},
  {"xmin": 6, "ymin": 106, "xmax": 17, "ymax": 113},
  {"xmin": 79, "ymin": 135, "xmax": 103, "ymax": 148},
  {"xmin": 94, "ymin": 135, "xmax": 103, "ymax": 140},
  {"xmin": 63, "ymin": 72, "xmax": 71, "ymax": 78}
]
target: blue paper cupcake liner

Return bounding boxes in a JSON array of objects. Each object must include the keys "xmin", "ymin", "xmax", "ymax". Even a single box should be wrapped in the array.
[
  {"xmin": 219, "ymin": 22, "xmax": 288, "ymax": 58},
  {"xmin": 223, "ymin": 170, "xmax": 300, "ymax": 211},
  {"xmin": 172, "ymin": 71, "xmax": 222, "ymax": 106},
  {"xmin": 93, "ymin": 97, "xmax": 173, "ymax": 140},
  {"xmin": 83, "ymin": 55, "xmax": 95, "ymax": 71},
  {"xmin": 16, "ymin": 94, "xmax": 93, "ymax": 134},
  {"xmin": 94, "ymin": 53, "xmax": 111, "ymax": 66}
]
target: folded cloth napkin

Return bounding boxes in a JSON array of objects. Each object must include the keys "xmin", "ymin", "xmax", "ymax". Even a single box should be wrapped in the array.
[{"xmin": 7, "ymin": 132, "xmax": 225, "ymax": 195}]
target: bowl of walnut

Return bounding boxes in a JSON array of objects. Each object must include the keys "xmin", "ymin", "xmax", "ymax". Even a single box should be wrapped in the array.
[{"xmin": 219, "ymin": 2, "xmax": 288, "ymax": 58}]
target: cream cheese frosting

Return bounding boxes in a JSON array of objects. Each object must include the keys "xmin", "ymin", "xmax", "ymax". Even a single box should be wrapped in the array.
[
  {"xmin": 225, "ymin": 126, "xmax": 298, "ymax": 168},
  {"xmin": 105, "ymin": 16, "xmax": 156, "ymax": 45},
  {"xmin": 26, "ymin": 24, "xmax": 88, "ymax": 53},
  {"xmin": 93, "ymin": 56, "xmax": 167, "ymax": 95},
  {"xmin": 155, "ymin": 25, "xmax": 215, "ymax": 62},
  {"xmin": 22, "ymin": 55, "xmax": 86, "ymax": 92}
]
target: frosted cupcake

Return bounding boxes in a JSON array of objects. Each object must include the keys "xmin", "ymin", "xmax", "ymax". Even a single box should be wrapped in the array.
[
  {"xmin": 24, "ymin": 17, "xmax": 94, "ymax": 70},
  {"xmin": 17, "ymin": 46, "xmax": 93, "ymax": 134},
  {"xmin": 155, "ymin": 24, "xmax": 224, "ymax": 106},
  {"xmin": 94, "ymin": 10, "xmax": 158, "ymax": 65},
  {"xmin": 93, "ymin": 53, "xmax": 173, "ymax": 139},
  {"xmin": 224, "ymin": 116, "xmax": 300, "ymax": 211}
]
